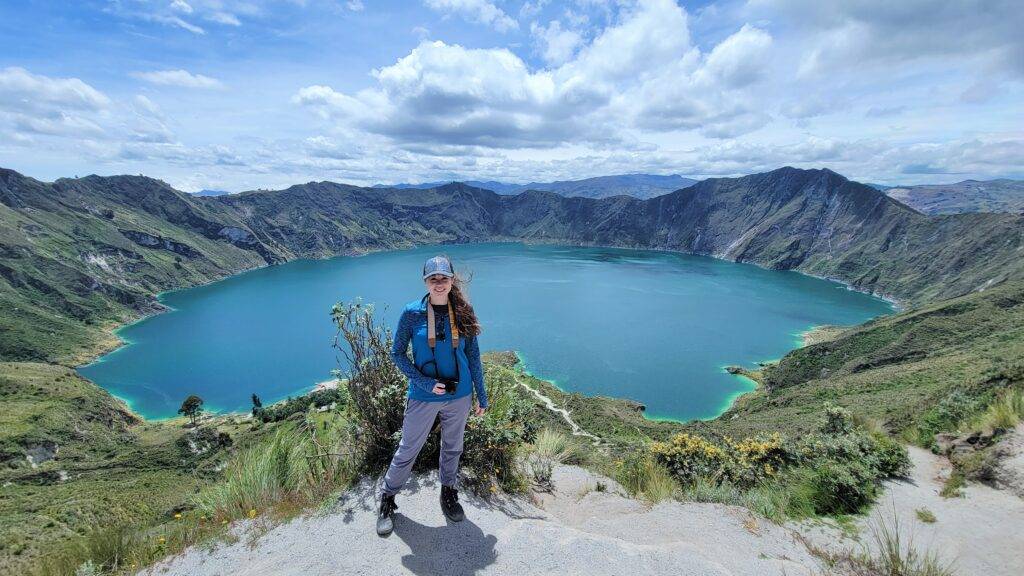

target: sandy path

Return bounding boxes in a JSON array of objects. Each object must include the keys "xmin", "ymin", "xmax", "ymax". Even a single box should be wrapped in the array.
[
  {"xmin": 795, "ymin": 446, "xmax": 1024, "ymax": 576},
  {"xmin": 512, "ymin": 375, "xmax": 600, "ymax": 443},
  {"xmin": 138, "ymin": 466, "xmax": 823, "ymax": 576}
]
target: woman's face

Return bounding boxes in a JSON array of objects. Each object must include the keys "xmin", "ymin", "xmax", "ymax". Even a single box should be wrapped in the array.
[{"xmin": 425, "ymin": 274, "xmax": 452, "ymax": 300}]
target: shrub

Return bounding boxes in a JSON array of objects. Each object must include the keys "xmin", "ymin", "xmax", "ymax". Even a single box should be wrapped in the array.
[
  {"xmin": 650, "ymin": 431, "xmax": 788, "ymax": 487},
  {"xmin": 615, "ymin": 450, "xmax": 676, "ymax": 503},
  {"xmin": 727, "ymin": 432, "xmax": 789, "ymax": 485},
  {"xmin": 330, "ymin": 299, "xmax": 533, "ymax": 495},
  {"xmin": 254, "ymin": 387, "xmax": 348, "ymax": 424},
  {"xmin": 650, "ymin": 433, "xmax": 730, "ymax": 484},
  {"xmin": 330, "ymin": 298, "xmax": 414, "ymax": 468},
  {"xmin": 807, "ymin": 459, "xmax": 877, "ymax": 515},
  {"xmin": 821, "ymin": 403, "xmax": 854, "ymax": 435},
  {"xmin": 661, "ymin": 404, "xmax": 910, "ymax": 517},
  {"xmin": 791, "ymin": 403, "xmax": 910, "ymax": 514},
  {"xmin": 916, "ymin": 389, "xmax": 982, "ymax": 445},
  {"xmin": 872, "ymin": 432, "xmax": 912, "ymax": 478}
]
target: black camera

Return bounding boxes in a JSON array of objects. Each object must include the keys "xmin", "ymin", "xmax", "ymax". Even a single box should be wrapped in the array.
[{"xmin": 437, "ymin": 377, "xmax": 458, "ymax": 394}]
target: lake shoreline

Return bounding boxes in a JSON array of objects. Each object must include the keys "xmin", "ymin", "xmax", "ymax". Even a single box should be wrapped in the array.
[{"xmin": 70, "ymin": 238, "xmax": 899, "ymax": 424}]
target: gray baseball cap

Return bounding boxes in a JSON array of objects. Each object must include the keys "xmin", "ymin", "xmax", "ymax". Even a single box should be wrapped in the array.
[{"xmin": 422, "ymin": 255, "xmax": 455, "ymax": 279}]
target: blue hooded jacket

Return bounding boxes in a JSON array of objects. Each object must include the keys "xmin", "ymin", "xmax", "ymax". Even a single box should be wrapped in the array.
[{"xmin": 390, "ymin": 294, "xmax": 488, "ymax": 408}]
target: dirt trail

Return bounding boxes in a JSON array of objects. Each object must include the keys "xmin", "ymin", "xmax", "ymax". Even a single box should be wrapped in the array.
[
  {"xmin": 512, "ymin": 375, "xmax": 600, "ymax": 443},
  {"xmin": 794, "ymin": 446, "xmax": 1024, "ymax": 576},
  {"xmin": 138, "ymin": 465, "xmax": 823, "ymax": 576}
]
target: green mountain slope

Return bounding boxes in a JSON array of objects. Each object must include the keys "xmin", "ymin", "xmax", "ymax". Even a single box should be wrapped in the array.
[{"xmin": 0, "ymin": 362, "xmax": 250, "ymax": 575}]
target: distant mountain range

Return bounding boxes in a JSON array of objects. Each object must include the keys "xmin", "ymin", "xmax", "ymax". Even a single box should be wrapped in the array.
[
  {"xmin": 191, "ymin": 189, "xmax": 230, "ymax": 197},
  {"xmin": 373, "ymin": 173, "xmax": 698, "ymax": 200},
  {"xmin": 885, "ymin": 179, "xmax": 1024, "ymax": 215}
]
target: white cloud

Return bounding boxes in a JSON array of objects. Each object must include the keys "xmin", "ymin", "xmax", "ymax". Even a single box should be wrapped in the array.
[
  {"xmin": 13, "ymin": 113, "xmax": 106, "ymax": 138},
  {"xmin": 8, "ymin": 0, "xmax": 1021, "ymax": 189},
  {"xmin": 0, "ymin": 66, "xmax": 111, "ymax": 111},
  {"xmin": 346, "ymin": 0, "xmax": 364, "ymax": 11},
  {"xmin": 751, "ymin": 0, "xmax": 1024, "ymax": 78},
  {"xmin": 519, "ymin": 0, "xmax": 549, "ymax": 20},
  {"xmin": 206, "ymin": 12, "xmax": 241, "ymax": 26},
  {"xmin": 170, "ymin": 0, "xmax": 194, "ymax": 15},
  {"xmin": 698, "ymin": 24, "xmax": 772, "ymax": 89},
  {"xmin": 424, "ymin": 0, "xmax": 519, "ymax": 32},
  {"xmin": 103, "ymin": 0, "xmax": 267, "ymax": 34},
  {"xmin": 295, "ymin": 0, "xmax": 778, "ymax": 148},
  {"xmin": 304, "ymin": 135, "xmax": 361, "ymax": 159},
  {"xmin": 131, "ymin": 69, "xmax": 223, "ymax": 89},
  {"xmin": 530, "ymin": 20, "xmax": 583, "ymax": 66},
  {"xmin": 0, "ymin": 67, "xmax": 113, "ymax": 140},
  {"xmin": 162, "ymin": 15, "xmax": 206, "ymax": 34},
  {"xmin": 128, "ymin": 95, "xmax": 175, "ymax": 143}
]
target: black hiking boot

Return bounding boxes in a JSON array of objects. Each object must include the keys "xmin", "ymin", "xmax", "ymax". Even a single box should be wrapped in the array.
[
  {"xmin": 376, "ymin": 493, "xmax": 397, "ymax": 537},
  {"xmin": 440, "ymin": 485, "xmax": 465, "ymax": 522}
]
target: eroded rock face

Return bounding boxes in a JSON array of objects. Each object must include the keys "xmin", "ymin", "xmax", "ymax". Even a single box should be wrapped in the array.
[
  {"xmin": 118, "ymin": 229, "xmax": 201, "ymax": 258},
  {"xmin": 991, "ymin": 424, "xmax": 1024, "ymax": 499},
  {"xmin": 218, "ymin": 226, "xmax": 256, "ymax": 245},
  {"xmin": 25, "ymin": 441, "xmax": 58, "ymax": 468}
]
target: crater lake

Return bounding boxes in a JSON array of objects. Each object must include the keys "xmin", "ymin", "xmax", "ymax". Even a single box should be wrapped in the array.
[{"xmin": 76, "ymin": 242, "xmax": 894, "ymax": 421}]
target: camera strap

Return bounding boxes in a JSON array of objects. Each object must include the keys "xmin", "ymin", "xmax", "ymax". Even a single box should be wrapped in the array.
[
  {"xmin": 426, "ymin": 296, "xmax": 459, "ymax": 350},
  {"xmin": 423, "ymin": 294, "xmax": 460, "ymax": 382}
]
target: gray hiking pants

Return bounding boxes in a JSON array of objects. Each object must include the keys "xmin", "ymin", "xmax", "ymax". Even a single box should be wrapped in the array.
[{"xmin": 382, "ymin": 394, "xmax": 473, "ymax": 496}]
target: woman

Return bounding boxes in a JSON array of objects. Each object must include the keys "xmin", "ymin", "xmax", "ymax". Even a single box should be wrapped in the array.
[{"xmin": 376, "ymin": 254, "xmax": 488, "ymax": 537}]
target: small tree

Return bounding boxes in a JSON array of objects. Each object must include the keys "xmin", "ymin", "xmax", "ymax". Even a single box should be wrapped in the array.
[
  {"xmin": 331, "ymin": 298, "xmax": 408, "ymax": 468},
  {"xmin": 251, "ymin": 393, "xmax": 263, "ymax": 415},
  {"xmin": 178, "ymin": 394, "xmax": 204, "ymax": 427}
]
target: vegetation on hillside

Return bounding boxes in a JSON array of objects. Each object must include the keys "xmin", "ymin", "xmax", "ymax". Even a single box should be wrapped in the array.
[
  {"xmin": 714, "ymin": 280, "xmax": 1024, "ymax": 442},
  {"xmin": 0, "ymin": 363, "xmax": 250, "ymax": 576}
]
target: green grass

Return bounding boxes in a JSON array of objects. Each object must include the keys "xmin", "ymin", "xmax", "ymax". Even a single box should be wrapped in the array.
[
  {"xmin": 915, "ymin": 508, "xmax": 937, "ymax": 524},
  {"xmin": 613, "ymin": 451, "xmax": 677, "ymax": 504},
  {"xmin": 194, "ymin": 414, "xmax": 357, "ymax": 521},
  {"xmin": 809, "ymin": 509, "xmax": 956, "ymax": 575},
  {"xmin": 676, "ymin": 475, "xmax": 811, "ymax": 522},
  {"xmin": 939, "ymin": 471, "xmax": 965, "ymax": 498},
  {"xmin": 529, "ymin": 428, "xmax": 583, "ymax": 465},
  {"xmin": 961, "ymin": 387, "xmax": 1024, "ymax": 433}
]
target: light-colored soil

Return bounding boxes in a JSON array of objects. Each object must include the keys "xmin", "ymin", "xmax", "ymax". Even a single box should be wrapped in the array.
[
  {"xmin": 138, "ymin": 465, "xmax": 823, "ymax": 576},
  {"xmin": 794, "ymin": 446, "xmax": 1024, "ymax": 576},
  {"xmin": 137, "ymin": 445, "xmax": 1024, "ymax": 576}
]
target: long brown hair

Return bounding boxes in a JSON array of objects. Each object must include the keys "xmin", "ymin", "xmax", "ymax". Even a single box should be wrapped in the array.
[{"xmin": 429, "ymin": 254, "xmax": 481, "ymax": 337}]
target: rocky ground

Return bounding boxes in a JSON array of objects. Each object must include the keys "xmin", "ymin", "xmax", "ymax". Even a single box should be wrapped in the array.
[{"xmin": 991, "ymin": 423, "xmax": 1024, "ymax": 499}]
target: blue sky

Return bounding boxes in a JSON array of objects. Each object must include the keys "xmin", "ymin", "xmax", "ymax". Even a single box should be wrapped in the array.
[{"xmin": 1, "ymin": 0, "xmax": 1021, "ymax": 191}]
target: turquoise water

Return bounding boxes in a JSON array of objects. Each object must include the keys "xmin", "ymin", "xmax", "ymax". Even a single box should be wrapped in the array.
[{"xmin": 76, "ymin": 242, "xmax": 893, "ymax": 421}]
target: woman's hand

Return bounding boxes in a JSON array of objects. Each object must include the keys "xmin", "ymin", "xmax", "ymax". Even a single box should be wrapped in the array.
[
  {"xmin": 432, "ymin": 382, "xmax": 446, "ymax": 395},
  {"xmin": 473, "ymin": 403, "xmax": 487, "ymax": 416}
]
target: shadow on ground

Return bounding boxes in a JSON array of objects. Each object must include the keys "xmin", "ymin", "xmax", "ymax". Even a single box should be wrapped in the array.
[{"xmin": 394, "ymin": 515, "xmax": 499, "ymax": 575}]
